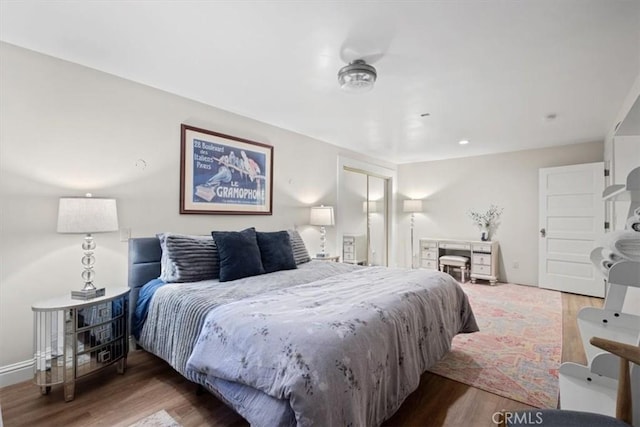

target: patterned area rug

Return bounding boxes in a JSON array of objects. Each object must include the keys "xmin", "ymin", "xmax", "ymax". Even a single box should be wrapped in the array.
[
  {"xmin": 128, "ymin": 410, "xmax": 182, "ymax": 427},
  {"xmin": 428, "ymin": 282, "xmax": 562, "ymax": 408}
]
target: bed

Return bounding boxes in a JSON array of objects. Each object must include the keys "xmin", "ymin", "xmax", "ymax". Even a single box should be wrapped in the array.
[{"xmin": 128, "ymin": 231, "xmax": 478, "ymax": 426}]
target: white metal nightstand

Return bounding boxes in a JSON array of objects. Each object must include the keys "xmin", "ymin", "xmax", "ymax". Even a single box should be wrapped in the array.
[{"xmin": 32, "ymin": 287, "xmax": 129, "ymax": 401}]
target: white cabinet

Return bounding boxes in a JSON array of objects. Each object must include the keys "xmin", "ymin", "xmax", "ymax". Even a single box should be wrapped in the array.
[
  {"xmin": 418, "ymin": 238, "xmax": 500, "ymax": 285},
  {"xmin": 419, "ymin": 239, "xmax": 439, "ymax": 270},
  {"xmin": 470, "ymin": 241, "xmax": 499, "ymax": 285},
  {"xmin": 342, "ymin": 234, "xmax": 367, "ymax": 265}
]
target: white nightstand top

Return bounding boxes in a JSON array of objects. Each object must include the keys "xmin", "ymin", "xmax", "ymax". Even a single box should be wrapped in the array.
[
  {"xmin": 312, "ymin": 255, "xmax": 340, "ymax": 262},
  {"xmin": 32, "ymin": 287, "xmax": 130, "ymax": 311}
]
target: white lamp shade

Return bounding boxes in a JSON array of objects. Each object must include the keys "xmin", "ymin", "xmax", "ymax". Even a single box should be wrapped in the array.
[
  {"xmin": 309, "ymin": 205, "xmax": 335, "ymax": 226},
  {"xmin": 57, "ymin": 197, "xmax": 119, "ymax": 233},
  {"xmin": 403, "ymin": 199, "xmax": 423, "ymax": 213}
]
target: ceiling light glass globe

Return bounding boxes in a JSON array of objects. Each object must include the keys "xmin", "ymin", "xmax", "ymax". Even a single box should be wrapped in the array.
[{"xmin": 338, "ymin": 60, "xmax": 377, "ymax": 93}]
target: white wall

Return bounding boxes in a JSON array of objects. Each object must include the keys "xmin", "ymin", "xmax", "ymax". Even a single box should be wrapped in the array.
[
  {"xmin": 0, "ymin": 42, "xmax": 394, "ymax": 382},
  {"xmin": 396, "ymin": 142, "xmax": 604, "ymax": 285}
]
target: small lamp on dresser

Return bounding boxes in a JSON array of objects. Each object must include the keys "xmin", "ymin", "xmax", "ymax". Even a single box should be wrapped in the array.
[
  {"xmin": 310, "ymin": 205, "xmax": 335, "ymax": 258},
  {"xmin": 403, "ymin": 199, "xmax": 423, "ymax": 268},
  {"xmin": 57, "ymin": 193, "xmax": 119, "ymax": 300}
]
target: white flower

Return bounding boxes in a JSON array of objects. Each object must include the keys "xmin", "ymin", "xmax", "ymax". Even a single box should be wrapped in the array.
[{"xmin": 468, "ymin": 205, "xmax": 503, "ymax": 229}]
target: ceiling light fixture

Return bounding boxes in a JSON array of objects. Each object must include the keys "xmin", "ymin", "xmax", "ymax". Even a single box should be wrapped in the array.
[
  {"xmin": 459, "ymin": 140, "xmax": 470, "ymax": 145},
  {"xmin": 338, "ymin": 59, "xmax": 377, "ymax": 93}
]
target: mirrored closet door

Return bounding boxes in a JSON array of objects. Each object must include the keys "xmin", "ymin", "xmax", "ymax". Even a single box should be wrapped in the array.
[{"xmin": 342, "ymin": 167, "xmax": 389, "ymax": 266}]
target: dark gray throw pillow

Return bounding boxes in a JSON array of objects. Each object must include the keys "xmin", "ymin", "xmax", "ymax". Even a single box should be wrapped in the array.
[
  {"xmin": 212, "ymin": 228, "xmax": 265, "ymax": 282},
  {"xmin": 287, "ymin": 229, "xmax": 311, "ymax": 265},
  {"xmin": 158, "ymin": 233, "xmax": 219, "ymax": 282},
  {"xmin": 256, "ymin": 231, "xmax": 297, "ymax": 273}
]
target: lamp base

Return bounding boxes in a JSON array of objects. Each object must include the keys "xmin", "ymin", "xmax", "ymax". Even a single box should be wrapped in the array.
[
  {"xmin": 71, "ymin": 287, "xmax": 106, "ymax": 300},
  {"xmin": 315, "ymin": 253, "xmax": 330, "ymax": 258}
]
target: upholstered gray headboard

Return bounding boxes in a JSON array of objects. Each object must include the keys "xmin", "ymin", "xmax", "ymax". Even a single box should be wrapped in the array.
[{"xmin": 127, "ymin": 237, "xmax": 162, "ymax": 329}]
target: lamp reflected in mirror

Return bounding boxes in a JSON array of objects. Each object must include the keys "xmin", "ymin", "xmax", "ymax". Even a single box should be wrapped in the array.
[{"xmin": 403, "ymin": 199, "xmax": 423, "ymax": 268}]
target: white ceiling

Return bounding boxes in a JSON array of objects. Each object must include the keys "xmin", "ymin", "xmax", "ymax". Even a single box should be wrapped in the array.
[{"xmin": 1, "ymin": 1, "xmax": 639, "ymax": 164}]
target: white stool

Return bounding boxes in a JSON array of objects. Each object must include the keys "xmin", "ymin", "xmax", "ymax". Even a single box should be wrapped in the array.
[{"xmin": 439, "ymin": 255, "xmax": 470, "ymax": 283}]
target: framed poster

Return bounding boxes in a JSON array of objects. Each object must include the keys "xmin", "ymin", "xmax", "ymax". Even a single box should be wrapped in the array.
[{"xmin": 180, "ymin": 124, "xmax": 273, "ymax": 215}]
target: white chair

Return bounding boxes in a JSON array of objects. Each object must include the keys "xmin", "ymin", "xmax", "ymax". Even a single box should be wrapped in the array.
[{"xmin": 439, "ymin": 255, "xmax": 470, "ymax": 283}]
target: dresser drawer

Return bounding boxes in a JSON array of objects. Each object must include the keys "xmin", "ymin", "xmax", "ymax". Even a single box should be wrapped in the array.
[
  {"xmin": 473, "ymin": 264, "xmax": 491, "ymax": 275},
  {"xmin": 472, "ymin": 243, "xmax": 492, "ymax": 253},
  {"xmin": 420, "ymin": 259, "xmax": 438, "ymax": 270},
  {"xmin": 472, "ymin": 254, "xmax": 491, "ymax": 266},
  {"xmin": 343, "ymin": 252, "xmax": 355, "ymax": 261},
  {"xmin": 343, "ymin": 236, "xmax": 355, "ymax": 244},
  {"xmin": 344, "ymin": 245, "xmax": 354, "ymax": 254},
  {"xmin": 421, "ymin": 250, "xmax": 438, "ymax": 260},
  {"xmin": 440, "ymin": 242, "xmax": 471, "ymax": 250},
  {"xmin": 77, "ymin": 303, "xmax": 112, "ymax": 328},
  {"xmin": 420, "ymin": 240, "xmax": 437, "ymax": 250}
]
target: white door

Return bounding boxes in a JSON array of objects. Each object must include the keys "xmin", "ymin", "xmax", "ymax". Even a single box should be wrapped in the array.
[{"xmin": 539, "ymin": 162, "xmax": 605, "ymax": 297}]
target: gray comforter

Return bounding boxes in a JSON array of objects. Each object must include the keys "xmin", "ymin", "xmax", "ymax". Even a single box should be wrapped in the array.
[
  {"xmin": 186, "ymin": 266, "xmax": 478, "ymax": 426},
  {"xmin": 138, "ymin": 260, "xmax": 360, "ymax": 377}
]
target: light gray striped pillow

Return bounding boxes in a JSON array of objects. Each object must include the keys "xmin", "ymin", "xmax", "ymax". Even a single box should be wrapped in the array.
[
  {"xmin": 287, "ymin": 229, "xmax": 310, "ymax": 265},
  {"xmin": 158, "ymin": 233, "xmax": 219, "ymax": 282}
]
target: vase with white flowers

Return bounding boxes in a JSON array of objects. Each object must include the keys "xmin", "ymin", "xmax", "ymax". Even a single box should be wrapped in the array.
[{"xmin": 468, "ymin": 205, "xmax": 504, "ymax": 241}]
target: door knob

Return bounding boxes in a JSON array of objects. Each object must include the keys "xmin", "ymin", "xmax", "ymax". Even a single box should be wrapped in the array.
[{"xmin": 540, "ymin": 228, "xmax": 546, "ymax": 237}]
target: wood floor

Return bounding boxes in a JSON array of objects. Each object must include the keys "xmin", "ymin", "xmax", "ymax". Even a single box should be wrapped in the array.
[{"xmin": 0, "ymin": 292, "xmax": 602, "ymax": 427}]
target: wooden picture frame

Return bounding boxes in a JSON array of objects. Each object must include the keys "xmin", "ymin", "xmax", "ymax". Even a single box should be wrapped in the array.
[{"xmin": 180, "ymin": 124, "xmax": 273, "ymax": 215}]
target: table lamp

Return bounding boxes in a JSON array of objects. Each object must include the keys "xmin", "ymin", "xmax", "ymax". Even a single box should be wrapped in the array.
[
  {"xmin": 310, "ymin": 205, "xmax": 334, "ymax": 258},
  {"xmin": 57, "ymin": 194, "xmax": 118, "ymax": 300}
]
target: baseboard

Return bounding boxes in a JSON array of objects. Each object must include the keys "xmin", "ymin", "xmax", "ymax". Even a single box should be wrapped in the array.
[{"xmin": 0, "ymin": 359, "xmax": 33, "ymax": 388}]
